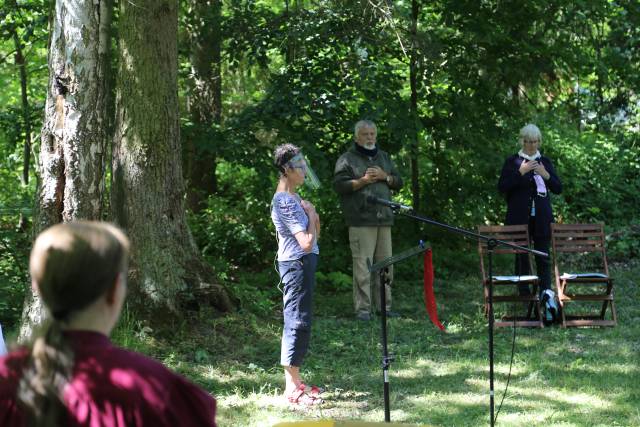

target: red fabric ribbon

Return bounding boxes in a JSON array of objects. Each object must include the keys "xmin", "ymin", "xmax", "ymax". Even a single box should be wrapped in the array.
[{"xmin": 423, "ymin": 249, "xmax": 445, "ymax": 331}]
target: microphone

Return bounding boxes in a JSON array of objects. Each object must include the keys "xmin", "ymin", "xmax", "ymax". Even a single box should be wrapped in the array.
[{"xmin": 366, "ymin": 195, "xmax": 413, "ymax": 211}]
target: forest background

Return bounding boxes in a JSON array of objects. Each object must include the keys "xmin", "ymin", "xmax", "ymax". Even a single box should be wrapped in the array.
[{"xmin": 0, "ymin": 0, "xmax": 638, "ymax": 425}]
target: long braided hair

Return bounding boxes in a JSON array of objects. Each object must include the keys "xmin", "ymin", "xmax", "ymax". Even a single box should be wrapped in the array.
[{"xmin": 17, "ymin": 221, "xmax": 129, "ymax": 426}]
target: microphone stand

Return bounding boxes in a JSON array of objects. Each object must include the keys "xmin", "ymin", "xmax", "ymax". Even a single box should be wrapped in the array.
[
  {"xmin": 368, "ymin": 243, "xmax": 430, "ymax": 423},
  {"xmin": 389, "ymin": 206, "xmax": 547, "ymax": 427}
]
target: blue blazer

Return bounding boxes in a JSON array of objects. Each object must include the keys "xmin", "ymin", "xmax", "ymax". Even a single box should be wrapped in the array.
[{"xmin": 498, "ymin": 154, "xmax": 562, "ymax": 238}]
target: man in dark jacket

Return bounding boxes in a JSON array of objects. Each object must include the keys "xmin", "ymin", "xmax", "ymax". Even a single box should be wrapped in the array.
[{"xmin": 333, "ymin": 120, "xmax": 403, "ymax": 320}]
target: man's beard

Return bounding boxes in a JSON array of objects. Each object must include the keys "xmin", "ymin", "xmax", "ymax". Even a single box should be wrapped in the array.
[{"xmin": 364, "ymin": 143, "xmax": 376, "ymax": 150}]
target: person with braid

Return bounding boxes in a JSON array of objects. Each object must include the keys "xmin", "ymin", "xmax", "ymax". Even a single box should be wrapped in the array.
[{"xmin": 0, "ymin": 221, "xmax": 217, "ymax": 426}]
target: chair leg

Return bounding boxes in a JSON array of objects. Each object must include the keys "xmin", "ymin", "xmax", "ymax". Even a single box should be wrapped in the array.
[
  {"xmin": 599, "ymin": 300, "xmax": 608, "ymax": 320},
  {"xmin": 557, "ymin": 279, "xmax": 567, "ymax": 328},
  {"xmin": 536, "ymin": 302, "xmax": 544, "ymax": 328},
  {"xmin": 559, "ymin": 300, "xmax": 567, "ymax": 328},
  {"xmin": 611, "ymin": 300, "xmax": 617, "ymax": 325}
]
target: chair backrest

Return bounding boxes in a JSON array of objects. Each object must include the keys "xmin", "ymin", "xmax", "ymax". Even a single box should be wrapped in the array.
[
  {"xmin": 477, "ymin": 224, "xmax": 531, "ymax": 280},
  {"xmin": 551, "ymin": 223, "xmax": 609, "ymax": 276}
]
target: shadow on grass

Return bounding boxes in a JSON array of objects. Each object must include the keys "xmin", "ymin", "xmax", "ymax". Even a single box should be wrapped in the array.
[{"xmin": 111, "ymin": 262, "xmax": 640, "ymax": 426}]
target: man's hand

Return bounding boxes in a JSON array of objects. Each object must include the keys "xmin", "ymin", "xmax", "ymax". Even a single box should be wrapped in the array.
[
  {"xmin": 365, "ymin": 166, "xmax": 388, "ymax": 182},
  {"xmin": 352, "ymin": 166, "xmax": 387, "ymax": 190}
]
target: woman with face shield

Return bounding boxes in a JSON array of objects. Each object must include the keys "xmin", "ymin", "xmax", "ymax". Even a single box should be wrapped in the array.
[{"xmin": 270, "ymin": 144, "xmax": 323, "ymax": 406}]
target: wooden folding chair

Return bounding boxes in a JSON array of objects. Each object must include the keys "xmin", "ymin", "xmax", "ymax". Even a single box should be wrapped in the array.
[
  {"xmin": 478, "ymin": 224, "xmax": 543, "ymax": 328},
  {"xmin": 551, "ymin": 223, "xmax": 616, "ymax": 327}
]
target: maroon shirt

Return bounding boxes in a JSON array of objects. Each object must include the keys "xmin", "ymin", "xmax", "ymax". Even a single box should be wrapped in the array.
[{"xmin": 0, "ymin": 330, "xmax": 216, "ymax": 426}]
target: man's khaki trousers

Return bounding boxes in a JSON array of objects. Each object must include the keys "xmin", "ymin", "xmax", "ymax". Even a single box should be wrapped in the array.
[{"xmin": 348, "ymin": 226, "xmax": 393, "ymax": 314}]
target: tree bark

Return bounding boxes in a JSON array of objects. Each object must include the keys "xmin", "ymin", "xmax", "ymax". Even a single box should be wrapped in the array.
[
  {"xmin": 184, "ymin": 0, "xmax": 222, "ymax": 212},
  {"xmin": 113, "ymin": 0, "xmax": 231, "ymax": 313},
  {"xmin": 20, "ymin": 0, "xmax": 113, "ymax": 341}
]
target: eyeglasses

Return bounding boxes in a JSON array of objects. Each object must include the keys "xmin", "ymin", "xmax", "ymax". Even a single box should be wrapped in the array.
[{"xmin": 523, "ymin": 139, "xmax": 540, "ymax": 144}]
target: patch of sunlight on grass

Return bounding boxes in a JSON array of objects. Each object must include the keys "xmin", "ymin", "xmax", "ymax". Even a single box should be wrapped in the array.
[
  {"xmin": 394, "ymin": 367, "xmax": 424, "ymax": 379},
  {"xmin": 498, "ymin": 383, "xmax": 611, "ymax": 410},
  {"xmin": 221, "ymin": 390, "xmax": 288, "ymax": 409},
  {"xmin": 220, "ymin": 409, "xmax": 294, "ymax": 427},
  {"xmin": 632, "ymin": 408, "xmax": 640, "ymax": 425},
  {"xmin": 412, "ymin": 358, "xmax": 467, "ymax": 377},
  {"xmin": 567, "ymin": 363, "xmax": 638, "ymax": 375},
  {"xmin": 498, "ymin": 411, "xmax": 577, "ymax": 426},
  {"xmin": 544, "ymin": 388, "xmax": 612, "ymax": 408},
  {"xmin": 197, "ymin": 367, "xmax": 267, "ymax": 384},
  {"xmin": 385, "ymin": 409, "xmax": 421, "ymax": 423},
  {"xmin": 443, "ymin": 323, "xmax": 463, "ymax": 333},
  {"xmin": 203, "ymin": 365, "xmax": 221, "ymax": 380},
  {"xmin": 465, "ymin": 376, "xmax": 612, "ymax": 405},
  {"xmin": 408, "ymin": 391, "xmax": 485, "ymax": 408},
  {"xmin": 411, "ymin": 357, "xmax": 528, "ymax": 379},
  {"xmin": 464, "ymin": 376, "xmax": 488, "ymax": 389},
  {"xmin": 490, "ymin": 362, "xmax": 528, "ymax": 376}
]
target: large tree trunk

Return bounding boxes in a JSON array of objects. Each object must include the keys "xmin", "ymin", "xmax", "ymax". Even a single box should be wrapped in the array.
[
  {"xmin": 20, "ymin": 0, "xmax": 113, "ymax": 341},
  {"xmin": 184, "ymin": 0, "xmax": 222, "ymax": 212},
  {"xmin": 113, "ymin": 0, "xmax": 231, "ymax": 313}
]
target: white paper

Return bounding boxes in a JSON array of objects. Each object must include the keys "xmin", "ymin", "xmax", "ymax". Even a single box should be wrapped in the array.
[
  {"xmin": 492, "ymin": 275, "xmax": 539, "ymax": 282},
  {"xmin": 560, "ymin": 272, "xmax": 608, "ymax": 280}
]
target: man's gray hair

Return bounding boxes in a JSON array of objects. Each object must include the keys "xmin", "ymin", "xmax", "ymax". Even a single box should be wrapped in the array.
[
  {"xmin": 518, "ymin": 123, "xmax": 542, "ymax": 146},
  {"xmin": 354, "ymin": 120, "xmax": 377, "ymax": 139}
]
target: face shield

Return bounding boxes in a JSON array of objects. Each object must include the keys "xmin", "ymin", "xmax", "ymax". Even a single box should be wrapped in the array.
[{"xmin": 287, "ymin": 152, "xmax": 321, "ymax": 190}]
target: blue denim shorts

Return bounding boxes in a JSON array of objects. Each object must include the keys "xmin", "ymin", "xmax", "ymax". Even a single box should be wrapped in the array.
[{"xmin": 279, "ymin": 253, "xmax": 318, "ymax": 366}]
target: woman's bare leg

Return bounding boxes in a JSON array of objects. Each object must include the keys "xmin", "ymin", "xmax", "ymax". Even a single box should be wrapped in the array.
[{"xmin": 284, "ymin": 365, "xmax": 302, "ymax": 395}]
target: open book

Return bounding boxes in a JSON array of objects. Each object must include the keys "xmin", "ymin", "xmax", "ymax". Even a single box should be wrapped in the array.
[
  {"xmin": 560, "ymin": 272, "xmax": 608, "ymax": 280},
  {"xmin": 492, "ymin": 275, "xmax": 538, "ymax": 282}
]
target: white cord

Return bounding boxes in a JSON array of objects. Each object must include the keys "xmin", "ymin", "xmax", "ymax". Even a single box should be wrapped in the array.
[{"xmin": 271, "ymin": 199, "xmax": 285, "ymax": 294}]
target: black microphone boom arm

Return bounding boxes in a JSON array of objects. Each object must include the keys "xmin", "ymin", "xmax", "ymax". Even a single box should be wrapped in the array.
[{"xmin": 366, "ymin": 195, "xmax": 413, "ymax": 211}]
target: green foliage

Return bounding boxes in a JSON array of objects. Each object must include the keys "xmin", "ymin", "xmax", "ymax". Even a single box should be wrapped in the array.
[
  {"xmin": 0, "ymin": 0, "xmax": 638, "ymax": 326},
  {"xmin": 0, "ymin": 225, "xmax": 30, "ymax": 328},
  {"xmin": 546, "ymin": 122, "xmax": 640, "ymax": 228},
  {"xmin": 189, "ymin": 160, "xmax": 272, "ymax": 270},
  {"xmin": 315, "ymin": 270, "xmax": 351, "ymax": 292},
  {"xmin": 0, "ymin": 1, "xmax": 47, "ymax": 330},
  {"xmin": 606, "ymin": 223, "xmax": 640, "ymax": 261},
  {"xmin": 185, "ymin": 0, "xmax": 640, "ymax": 286}
]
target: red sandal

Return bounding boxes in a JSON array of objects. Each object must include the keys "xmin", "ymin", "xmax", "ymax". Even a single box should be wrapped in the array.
[
  {"xmin": 302, "ymin": 383, "xmax": 324, "ymax": 397},
  {"xmin": 287, "ymin": 384, "xmax": 323, "ymax": 406}
]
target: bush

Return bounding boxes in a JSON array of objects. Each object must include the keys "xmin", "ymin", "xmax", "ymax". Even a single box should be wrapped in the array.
[{"xmin": 0, "ymin": 224, "xmax": 30, "ymax": 328}]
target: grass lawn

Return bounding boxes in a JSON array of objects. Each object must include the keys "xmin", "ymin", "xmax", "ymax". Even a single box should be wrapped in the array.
[{"xmin": 109, "ymin": 259, "xmax": 639, "ymax": 426}]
